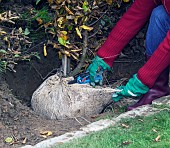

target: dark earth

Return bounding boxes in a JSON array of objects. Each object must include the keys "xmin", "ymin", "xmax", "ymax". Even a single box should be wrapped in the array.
[{"xmin": 0, "ymin": 0, "xmax": 147, "ymax": 147}]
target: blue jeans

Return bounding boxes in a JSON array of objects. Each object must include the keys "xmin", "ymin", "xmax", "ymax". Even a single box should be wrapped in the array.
[{"xmin": 146, "ymin": 5, "xmax": 170, "ymax": 56}]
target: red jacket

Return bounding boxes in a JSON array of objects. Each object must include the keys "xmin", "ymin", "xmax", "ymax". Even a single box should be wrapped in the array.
[
  {"xmin": 162, "ymin": 0, "xmax": 170, "ymax": 14},
  {"xmin": 97, "ymin": 0, "xmax": 170, "ymax": 67}
]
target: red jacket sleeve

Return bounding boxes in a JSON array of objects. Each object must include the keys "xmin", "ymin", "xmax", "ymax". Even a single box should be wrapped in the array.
[
  {"xmin": 138, "ymin": 30, "xmax": 170, "ymax": 88},
  {"xmin": 162, "ymin": 0, "xmax": 170, "ymax": 15},
  {"xmin": 97, "ymin": 0, "xmax": 157, "ymax": 67}
]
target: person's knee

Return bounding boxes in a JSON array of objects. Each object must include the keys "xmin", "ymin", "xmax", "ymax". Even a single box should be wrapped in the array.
[{"xmin": 151, "ymin": 5, "xmax": 169, "ymax": 24}]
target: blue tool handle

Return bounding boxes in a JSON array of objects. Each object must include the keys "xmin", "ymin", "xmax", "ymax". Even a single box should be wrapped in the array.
[{"xmin": 77, "ymin": 73, "xmax": 103, "ymax": 84}]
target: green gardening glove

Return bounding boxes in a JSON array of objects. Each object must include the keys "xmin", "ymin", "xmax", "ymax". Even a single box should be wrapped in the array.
[
  {"xmin": 87, "ymin": 56, "xmax": 111, "ymax": 86},
  {"xmin": 112, "ymin": 74, "xmax": 149, "ymax": 102}
]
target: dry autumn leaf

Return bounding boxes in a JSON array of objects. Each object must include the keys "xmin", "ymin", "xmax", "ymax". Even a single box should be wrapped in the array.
[
  {"xmin": 61, "ymin": 50, "xmax": 71, "ymax": 57},
  {"xmin": 36, "ymin": 18, "xmax": 43, "ymax": 25},
  {"xmin": 138, "ymin": 119, "xmax": 144, "ymax": 122},
  {"xmin": 117, "ymin": 3, "xmax": 121, "ymax": 8},
  {"xmin": 75, "ymin": 27, "xmax": 82, "ymax": 38},
  {"xmin": 40, "ymin": 130, "xmax": 53, "ymax": 138},
  {"xmin": 0, "ymin": 29, "xmax": 7, "ymax": 35},
  {"xmin": 155, "ymin": 135, "xmax": 161, "ymax": 142},
  {"xmin": 57, "ymin": 17, "xmax": 65, "ymax": 28},
  {"xmin": 13, "ymin": 51, "xmax": 21, "ymax": 55},
  {"xmin": 106, "ymin": 0, "xmax": 113, "ymax": 5},
  {"xmin": 48, "ymin": 30, "xmax": 56, "ymax": 36},
  {"xmin": 0, "ymin": 11, "xmax": 19, "ymax": 24},
  {"xmin": 70, "ymin": 49, "xmax": 82, "ymax": 52},
  {"xmin": 121, "ymin": 123, "xmax": 129, "ymax": 128},
  {"xmin": 44, "ymin": 22, "xmax": 53, "ymax": 28},
  {"xmin": 60, "ymin": 31, "xmax": 67, "ymax": 35},
  {"xmin": 122, "ymin": 141, "xmax": 131, "ymax": 145},
  {"xmin": 53, "ymin": 43, "xmax": 59, "ymax": 49},
  {"xmin": 43, "ymin": 44, "xmax": 47, "ymax": 57},
  {"xmin": 80, "ymin": 25, "xmax": 93, "ymax": 31},
  {"xmin": 22, "ymin": 138, "xmax": 27, "ymax": 144},
  {"xmin": 64, "ymin": 5, "xmax": 74, "ymax": 15},
  {"xmin": 74, "ymin": 16, "xmax": 80, "ymax": 24},
  {"xmin": 83, "ymin": 16, "xmax": 88, "ymax": 23},
  {"xmin": 3, "ymin": 36, "xmax": 10, "ymax": 48},
  {"xmin": 152, "ymin": 129, "xmax": 158, "ymax": 133},
  {"xmin": 47, "ymin": 0, "xmax": 54, "ymax": 4},
  {"xmin": 55, "ymin": 0, "xmax": 64, "ymax": 4},
  {"xmin": 123, "ymin": 0, "xmax": 130, "ymax": 2}
]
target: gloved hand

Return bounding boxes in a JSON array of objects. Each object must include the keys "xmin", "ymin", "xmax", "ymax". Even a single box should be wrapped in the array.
[
  {"xmin": 112, "ymin": 74, "xmax": 149, "ymax": 102},
  {"xmin": 87, "ymin": 56, "xmax": 111, "ymax": 86}
]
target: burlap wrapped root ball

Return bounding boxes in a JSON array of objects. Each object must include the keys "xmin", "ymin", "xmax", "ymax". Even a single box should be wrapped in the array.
[{"xmin": 31, "ymin": 74, "xmax": 116, "ymax": 119}]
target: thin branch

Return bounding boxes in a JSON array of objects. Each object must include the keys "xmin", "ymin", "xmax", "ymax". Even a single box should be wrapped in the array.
[
  {"xmin": 31, "ymin": 62, "xmax": 59, "ymax": 81},
  {"xmin": 31, "ymin": 63, "xmax": 44, "ymax": 80},
  {"xmin": 69, "ymin": 30, "xmax": 88, "ymax": 76},
  {"xmin": 88, "ymin": 29, "xmax": 100, "ymax": 39},
  {"xmin": 80, "ymin": 117, "xmax": 91, "ymax": 124},
  {"xmin": 25, "ymin": 41, "xmax": 45, "ymax": 53},
  {"xmin": 74, "ymin": 117, "xmax": 83, "ymax": 126},
  {"xmin": 88, "ymin": 10, "xmax": 108, "ymax": 27},
  {"xmin": 43, "ymin": 68, "xmax": 59, "ymax": 80}
]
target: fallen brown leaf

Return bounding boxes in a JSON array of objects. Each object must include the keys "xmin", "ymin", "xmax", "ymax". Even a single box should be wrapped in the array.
[
  {"xmin": 10, "ymin": 141, "xmax": 20, "ymax": 145},
  {"xmin": 40, "ymin": 130, "xmax": 53, "ymax": 137},
  {"xmin": 40, "ymin": 135, "xmax": 47, "ymax": 138},
  {"xmin": 152, "ymin": 129, "xmax": 158, "ymax": 133},
  {"xmin": 122, "ymin": 141, "xmax": 131, "ymax": 145},
  {"xmin": 155, "ymin": 135, "xmax": 161, "ymax": 142},
  {"xmin": 91, "ymin": 114, "xmax": 100, "ymax": 119},
  {"xmin": 121, "ymin": 123, "xmax": 129, "ymax": 128},
  {"xmin": 22, "ymin": 138, "xmax": 27, "ymax": 144},
  {"xmin": 138, "ymin": 119, "xmax": 144, "ymax": 122}
]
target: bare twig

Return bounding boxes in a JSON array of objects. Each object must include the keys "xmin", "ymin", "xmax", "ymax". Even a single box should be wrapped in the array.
[
  {"xmin": 24, "ymin": 41, "xmax": 45, "ymax": 53},
  {"xmin": 88, "ymin": 10, "xmax": 108, "ymax": 27},
  {"xmin": 31, "ymin": 62, "xmax": 59, "ymax": 80},
  {"xmin": 0, "ymin": 25, "xmax": 14, "ymax": 30},
  {"xmin": 80, "ymin": 117, "xmax": 91, "ymax": 124},
  {"xmin": 88, "ymin": 29, "xmax": 100, "ymax": 39},
  {"xmin": 43, "ymin": 68, "xmax": 59, "ymax": 80},
  {"xmin": 31, "ymin": 63, "xmax": 44, "ymax": 80},
  {"xmin": 74, "ymin": 117, "xmax": 83, "ymax": 126}
]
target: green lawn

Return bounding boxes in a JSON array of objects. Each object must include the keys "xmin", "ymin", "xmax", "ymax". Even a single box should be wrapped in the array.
[{"xmin": 57, "ymin": 110, "xmax": 170, "ymax": 148}]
